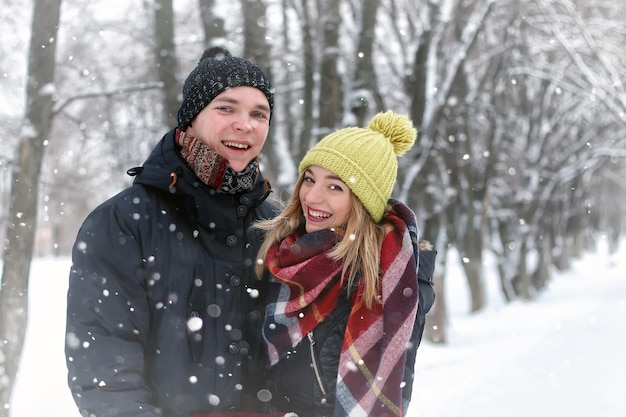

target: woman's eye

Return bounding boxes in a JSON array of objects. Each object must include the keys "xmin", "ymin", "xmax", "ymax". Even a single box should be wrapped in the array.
[{"xmin": 329, "ymin": 184, "xmax": 343, "ymax": 191}]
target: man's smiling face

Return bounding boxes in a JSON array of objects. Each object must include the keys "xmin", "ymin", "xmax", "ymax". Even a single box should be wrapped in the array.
[{"xmin": 186, "ymin": 86, "xmax": 271, "ymax": 172}]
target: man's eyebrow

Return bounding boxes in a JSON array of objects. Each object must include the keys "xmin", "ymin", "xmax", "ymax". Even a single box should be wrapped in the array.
[
  {"xmin": 212, "ymin": 96, "xmax": 270, "ymax": 112},
  {"xmin": 254, "ymin": 102, "xmax": 271, "ymax": 113}
]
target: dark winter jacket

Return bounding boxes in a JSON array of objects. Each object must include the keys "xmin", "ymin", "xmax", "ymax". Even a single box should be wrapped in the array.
[
  {"xmin": 65, "ymin": 129, "xmax": 277, "ymax": 417},
  {"xmin": 266, "ymin": 249, "xmax": 436, "ymax": 417}
]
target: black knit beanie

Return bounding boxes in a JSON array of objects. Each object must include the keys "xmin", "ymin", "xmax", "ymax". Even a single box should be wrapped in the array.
[{"xmin": 177, "ymin": 46, "xmax": 274, "ymax": 130}]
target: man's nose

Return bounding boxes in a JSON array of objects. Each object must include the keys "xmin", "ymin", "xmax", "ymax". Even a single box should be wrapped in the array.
[{"xmin": 233, "ymin": 115, "xmax": 254, "ymax": 131}]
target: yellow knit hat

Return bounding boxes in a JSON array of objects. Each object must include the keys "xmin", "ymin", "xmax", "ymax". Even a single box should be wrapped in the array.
[{"xmin": 299, "ymin": 111, "xmax": 417, "ymax": 222}]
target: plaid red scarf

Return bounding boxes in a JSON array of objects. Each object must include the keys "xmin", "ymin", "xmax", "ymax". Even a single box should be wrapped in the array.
[{"xmin": 263, "ymin": 201, "xmax": 419, "ymax": 417}]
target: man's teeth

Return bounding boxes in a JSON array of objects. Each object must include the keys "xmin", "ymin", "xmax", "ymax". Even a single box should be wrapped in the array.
[{"xmin": 223, "ymin": 141, "xmax": 249, "ymax": 149}]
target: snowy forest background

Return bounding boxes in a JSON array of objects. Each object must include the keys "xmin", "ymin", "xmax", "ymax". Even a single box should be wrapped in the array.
[{"xmin": 0, "ymin": 0, "xmax": 625, "ymax": 415}]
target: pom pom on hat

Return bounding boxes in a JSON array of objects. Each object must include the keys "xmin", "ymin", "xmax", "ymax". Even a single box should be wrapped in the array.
[
  {"xmin": 177, "ymin": 46, "xmax": 274, "ymax": 130},
  {"xmin": 299, "ymin": 110, "xmax": 417, "ymax": 222},
  {"xmin": 368, "ymin": 111, "xmax": 416, "ymax": 156}
]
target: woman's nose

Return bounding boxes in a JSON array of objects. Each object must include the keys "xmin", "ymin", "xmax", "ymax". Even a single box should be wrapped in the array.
[{"xmin": 304, "ymin": 184, "xmax": 324, "ymax": 204}]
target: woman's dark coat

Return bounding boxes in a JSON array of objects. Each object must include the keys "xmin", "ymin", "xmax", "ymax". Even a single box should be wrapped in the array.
[
  {"xmin": 267, "ymin": 249, "xmax": 436, "ymax": 417},
  {"xmin": 65, "ymin": 129, "xmax": 276, "ymax": 417}
]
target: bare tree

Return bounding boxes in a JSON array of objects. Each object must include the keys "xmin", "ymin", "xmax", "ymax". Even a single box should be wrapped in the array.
[
  {"xmin": 394, "ymin": 0, "xmax": 496, "ymax": 338},
  {"xmin": 199, "ymin": 0, "xmax": 225, "ymax": 45},
  {"xmin": 1, "ymin": 0, "xmax": 623, "ymax": 365},
  {"xmin": 317, "ymin": 0, "xmax": 342, "ymax": 136},
  {"xmin": 295, "ymin": 0, "xmax": 317, "ymax": 161},
  {"xmin": 239, "ymin": 0, "xmax": 284, "ymax": 189},
  {"xmin": 277, "ymin": 0, "xmax": 303, "ymax": 168},
  {"xmin": 0, "ymin": 0, "xmax": 62, "ymax": 414},
  {"xmin": 154, "ymin": 0, "xmax": 179, "ymax": 127},
  {"xmin": 482, "ymin": 0, "xmax": 625, "ymax": 302},
  {"xmin": 349, "ymin": 0, "xmax": 383, "ymax": 126}
]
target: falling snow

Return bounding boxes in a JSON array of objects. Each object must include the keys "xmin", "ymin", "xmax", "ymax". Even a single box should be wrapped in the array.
[{"xmin": 7, "ymin": 237, "xmax": 626, "ymax": 417}]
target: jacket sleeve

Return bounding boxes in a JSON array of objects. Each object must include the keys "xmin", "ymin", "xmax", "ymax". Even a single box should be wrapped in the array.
[
  {"xmin": 65, "ymin": 203, "xmax": 160, "ymax": 417},
  {"xmin": 402, "ymin": 249, "xmax": 437, "ymax": 413},
  {"xmin": 416, "ymin": 249, "xmax": 436, "ymax": 318}
]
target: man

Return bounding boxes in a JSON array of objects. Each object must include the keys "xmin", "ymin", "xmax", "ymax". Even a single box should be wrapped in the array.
[{"xmin": 65, "ymin": 46, "xmax": 277, "ymax": 417}]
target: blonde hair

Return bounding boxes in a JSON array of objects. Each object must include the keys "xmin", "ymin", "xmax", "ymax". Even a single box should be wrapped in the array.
[{"xmin": 254, "ymin": 174, "xmax": 386, "ymax": 308}]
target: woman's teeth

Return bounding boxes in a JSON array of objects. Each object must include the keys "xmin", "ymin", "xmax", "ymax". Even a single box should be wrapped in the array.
[{"xmin": 309, "ymin": 209, "xmax": 330, "ymax": 219}]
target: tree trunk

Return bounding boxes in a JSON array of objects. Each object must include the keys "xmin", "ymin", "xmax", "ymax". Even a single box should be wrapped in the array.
[
  {"xmin": 154, "ymin": 0, "xmax": 179, "ymax": 127},
  {"xmin": 407, "ymin": 24, "xmax": 431, "ymax": 129},
  {"xmin": 242, "ymin": 0, "xmax": 271, "ymax": 72},
  {"xmin": 514, "ymin": 240, "xmax": 532, "ymax": 300},
  {"xmin": 198, "ymin": 0, "xmax": 225, "ymax": 45},
  {"xmin": 462, "ymin": 254, "xmax": 486, "ymax": 312},
  {"xmin": 424, "ymin": 244, "xmax": 447, "ymax": 344},
  {"xmin": 241, "ymin": 0, "xmax": 279, "ymax": 184},
  {"xmin": 447, "ymin": 55, "xmax": 487, "ymax": 313},
  {"xmin": 418, "ymin": 195, "xmax": 448, "ymax": 344},
  {"xmin": 298, "ymin": 0, "xmax": 316, "ymax": 160},
  {"xmin": 532, "ymin": 240, "xmax": 550, "ymax": 291},
  {"xmin": 278, "ymin": 0, "xmax": 297, "ymax": 165},
  {"xmin": 350, "ymin": 0, "xmax": 382, "ymax": 126},
  {"xmin": 317, "ymin": 0, "xmax": 341, "ymax": 137},
  {"xmin": 0, "ymin": 0, "xmax": 61, "ymax": 414}
]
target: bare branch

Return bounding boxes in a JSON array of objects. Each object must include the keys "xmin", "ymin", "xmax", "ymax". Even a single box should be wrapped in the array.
[{"xmin": 52, "ymin": 82, "xmax": 163, "ymax": 115}]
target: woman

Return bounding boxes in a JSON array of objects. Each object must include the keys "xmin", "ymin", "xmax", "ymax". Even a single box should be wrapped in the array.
[{"xmin": 255, "ymin": 111, "xmax": 436, "ymax": 417}]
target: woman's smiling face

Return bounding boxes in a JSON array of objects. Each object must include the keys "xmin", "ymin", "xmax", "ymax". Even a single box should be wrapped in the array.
[{"xmin": 299, "ymin": 165, "xmax": 353, "ymax": 233}]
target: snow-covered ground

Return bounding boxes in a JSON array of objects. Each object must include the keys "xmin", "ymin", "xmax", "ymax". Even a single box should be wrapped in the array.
[{"xmin": 9, "ymin": 236, "xmax": 626, "ymax": 417}]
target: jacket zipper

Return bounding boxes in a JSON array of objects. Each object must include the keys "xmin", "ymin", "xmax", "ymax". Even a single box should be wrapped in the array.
[{"xmin": 308, "ymin": 332, "xmax": 327, "ymax": 395}]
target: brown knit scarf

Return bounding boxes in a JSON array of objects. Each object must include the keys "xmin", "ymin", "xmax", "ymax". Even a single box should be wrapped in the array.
[{"xmin": 176, "ymin": 129, "xmax": 259, "ymax": 193}]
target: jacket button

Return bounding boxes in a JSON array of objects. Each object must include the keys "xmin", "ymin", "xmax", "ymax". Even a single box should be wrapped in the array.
[
  {"xmin": 239, "ymin": 194, "xmax": 250, "ymax": 204},
  {"xmin": 226, "ymin": 235, "xmax": 238, "ymax": 246},
  {"xmin": 236, "ymin": 205, "xmax": 248, "ymax": 217},
  {"xmin": 228, "ymin": 342, "xmax": 240, "ymax": 354},
  {"xmin": 229, "ymin": 275, "xmax": 241, "ymax": 287}
]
